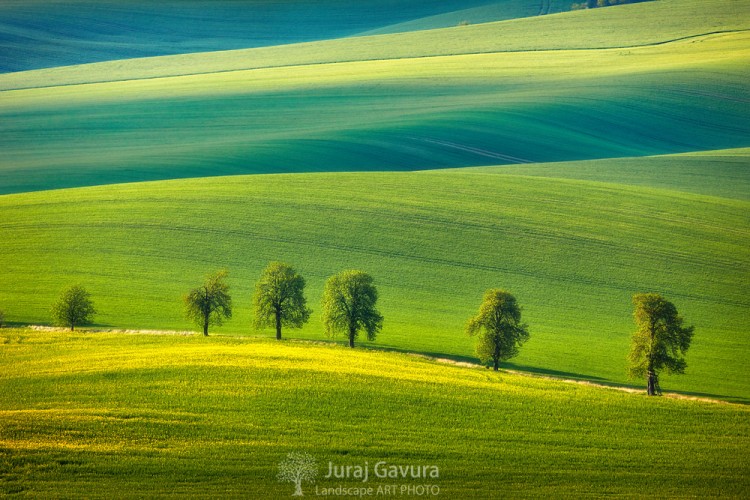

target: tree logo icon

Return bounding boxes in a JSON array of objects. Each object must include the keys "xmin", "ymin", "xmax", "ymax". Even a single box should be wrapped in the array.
[{"xmin": 277, "ymin": 452, "xmax": 318, "ymax": 496}]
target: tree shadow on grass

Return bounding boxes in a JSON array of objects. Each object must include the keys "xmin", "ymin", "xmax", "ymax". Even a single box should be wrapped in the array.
[
  {"xmin": 503, "ymin": 362, "xmax": 608, "ymax": 381},
  {"xmin": 358, "ymin": 343, "xmax": 750, "ymax": 405},
  {"xmin": 505, "ymin": 362, "xmax": 749, "ymax": 405}
]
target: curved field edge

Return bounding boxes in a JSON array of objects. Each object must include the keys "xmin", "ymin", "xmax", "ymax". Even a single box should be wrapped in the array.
[
  {"xmin": 1, "ymin": 0, "xmax": 747, "ymax": 91},
  {"xmin": 0, "ymin": 0, "xmax": 496, "ymax": 73},
  {"xmin": 1, "ymin": 331, "xmax": 748, "ymax": 497},
  {"xmin": 466, "ymin": 148, "xmax": 750, "ymax": 200},
  {"xmin": 1, "ymin": 166, "xmax": 748, "ymax": 401},
  {"xmin": 1, "ymin": 31, "xmax": 748, "ymax": 194}
]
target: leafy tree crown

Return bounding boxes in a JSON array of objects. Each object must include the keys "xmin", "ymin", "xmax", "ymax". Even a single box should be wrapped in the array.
[
  {"xmin": 252, "ymin": 262, "xmax": 311, "ymax": 330},
  {"xmin": 321, "ymin": 270, "xmax": 383, "ymax": 341},
  {"xmin": 629, "ymin": 293, "xmax": 694, "ymax": 379},
  {"xmin": 184, "ymin": 270, "xmax": 232, "ymax": 327},
  {"xmin": 466, "ymin": 289, "xmax": 529, "ymax": 364},
  {"xmin": 51, "ymin": 285, "xmax": 96, "ymax": 329}
]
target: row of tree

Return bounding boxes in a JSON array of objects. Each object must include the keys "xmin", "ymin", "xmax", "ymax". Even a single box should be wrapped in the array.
[
  {"xmin": 44, "ymin": 262, "xmax": 694, "ymax": 396},
  {"xmin": 184, "ymin": 264, "xmax": 383, "ymax": 348}
]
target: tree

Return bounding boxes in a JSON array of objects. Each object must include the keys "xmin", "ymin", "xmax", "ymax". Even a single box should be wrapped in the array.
[
  {"xmin": 628, "ymin": 293, "xmax": 694, "ymax": 396},
  {"xmin": 466, "ymin": 289, "xmax": 529, "ymax": 371},
  {"xmin": 252, "ymin": 262, "xmax": 311, "ymax": 340},
  {"xmin": 51, "ymin": 285, "xmax": 96, "ymax": 331},
  {"xmin": 321, "ymin": 270, "xmax": 383, "ymax": 348},
  {"xmin": 277, "ymin": 451, "xmax": 318, "ymax": 496},
  {"xmin": 184, "ymin": 270, "xmax": 232, "ymax": 336}
]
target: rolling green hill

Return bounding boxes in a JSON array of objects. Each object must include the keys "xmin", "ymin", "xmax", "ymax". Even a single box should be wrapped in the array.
[
  {"xmin": 4, "ymin": 0, "xmax": 747, "ymax": 91},
  {"xmin": 2, "ymin": 0, "xmax": 748, "ymax": 496},
  {"xmin": 1, "ymin": 155, "xmax": 748, "ymax": 401},
  {"xmin": 469, "ymin": 148, "xmax": 750, "ymax": 201},
  {"xmin": 1, "ymin": 331, "xmax": 748, "ymax": 497},
  {"xmin": 1, "ymin": 26, "xmax": 748, "ymax": 193}
]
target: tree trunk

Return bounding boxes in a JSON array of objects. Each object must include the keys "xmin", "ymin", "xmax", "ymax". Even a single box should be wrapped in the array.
[
  {"xmin": 493, "ymin": 357, "xmax": 499, "ymax": 371},
  {"xmin": 647, "ymin": 370, "xmax": 657, "ymax": 396},
  {"xmin": 203, "ymin": 321, "xmax": 209, "ymax": 337},
  {"xmin": 349, "ymin": 325, "xmax": 356, "ymax": 348},
  {"xmin": 70, "ymin": 323, "xmax": 75, "ymax": 332},
  {"xmin": 275, "ymin": 308, "xmax": 282, "ymax": 340}
]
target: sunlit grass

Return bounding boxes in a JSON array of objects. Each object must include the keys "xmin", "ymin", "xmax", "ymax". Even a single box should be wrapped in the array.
[{"xmin": 1, "ymin": 330, "xmax": 748, "ymax": 497}]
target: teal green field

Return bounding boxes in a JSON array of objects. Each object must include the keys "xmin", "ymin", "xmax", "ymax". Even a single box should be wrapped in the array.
[
  {"xmin": 1, "ymin": 0, "xmax": 748, "ymax": 193},
  {"xmin": 0, "ymin": 0, "xmax": 499, "ymax": 72},
  {"xmin": 1, "ymin": 0, "xmax": 749, "ymax": 497}
]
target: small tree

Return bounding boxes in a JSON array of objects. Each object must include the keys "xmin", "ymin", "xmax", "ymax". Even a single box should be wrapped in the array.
[
  {"xmin": 253, "ymin": 262, "xmax": 311, "ymax": 340},
  {"xmin": 628, "ymin": 293, "xmax": 694, "ymax": 396},
  {"xmin": 321, "ymin": 270, "xmax": 383, "ymax": 348},
  {"xmin": 184, "ymin": 270, "xmax": 232, "ymax": 336},
  {"xmin": 466, "ymin": 289, "xmax": 529, "ymax": 371},
  {"xmin": 278, "ymin": 452, "xmax": 318, "ymax": 496},
  {"xmin": 51, "ymin": 285, "xmax": 96, "ymax": 331}
]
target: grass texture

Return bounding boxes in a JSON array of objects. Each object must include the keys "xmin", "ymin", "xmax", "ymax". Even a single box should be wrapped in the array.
[{"xmin": 1, "ymin": 331, "xmax": 748, "ymax": 497}]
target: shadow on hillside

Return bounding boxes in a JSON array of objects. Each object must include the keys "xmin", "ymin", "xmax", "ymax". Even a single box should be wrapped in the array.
[
  {"xmin": 507, "ymin": 362, "xmax": 750, "ymax": 405},
  {"xmin": 359, "ymin": 343, "xmax": 749, "ymax": 405},
  {"xmin": 360, "ymin": 344, "xmax": 479, "ymax": 365},
  {"xmin": 503, "ymin": 362, "xmax": 608, "ymax": 381}
]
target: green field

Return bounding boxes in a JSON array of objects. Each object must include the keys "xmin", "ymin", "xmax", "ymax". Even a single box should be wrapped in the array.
[
  {"xmin": 1, "ymin": 0, "xmax": 748, "ymax": 193},
  {"xmin": 1, "ymin": 0, "xmax": 749, "ymax": 496},
  {"xmin": 1, "ymin": 152, "xmax": 748, "ymax": 401},
  {"xmin": 1, "ymin": 330, "xmax": 748, "ymax": 497}
]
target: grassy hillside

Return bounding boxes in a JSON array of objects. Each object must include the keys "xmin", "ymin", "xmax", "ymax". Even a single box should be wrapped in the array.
[
  {"xmin": 3, "ymin": 0, "xmax": 747, "ymax": 90},
  {"xmin": 1, "ymin": 331, "xmax": 748, "ymax": 497},
  {"xmin": 1, "ymin": 27, "xmax": 748, "ymax": 193},
  {"xmin": 0, "ymin": 0, "xmax": 494, "ymax": 72},
  {"xmin": 1, "ymin": 162, "xmax": 748, "ymax": 401},
  {"xmin": 471, "ymin": 148, "xmax": 750, "ymax": 201}
]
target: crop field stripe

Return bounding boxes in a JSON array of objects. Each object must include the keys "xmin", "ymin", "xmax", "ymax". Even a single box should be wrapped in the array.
[
  {"xmin": 2, "ymin": 29, "xmax": 748, "ymax": 94},
  {"xmin": 1, "ymin": 29, "xmax": 747, "ymax": 193},
  {"xmin": 2, "ymin": 0, "xmax": 749, "ymax": 90}
]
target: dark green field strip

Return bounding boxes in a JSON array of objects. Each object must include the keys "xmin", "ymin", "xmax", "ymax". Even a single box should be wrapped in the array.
[
  {"xmin": 360, "ymin": 0, "xmax": 574, "ymax": 36},
  {"xmin": 0, "ymin": 0, "xmax": 496, "ymax": 72}
]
